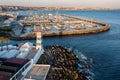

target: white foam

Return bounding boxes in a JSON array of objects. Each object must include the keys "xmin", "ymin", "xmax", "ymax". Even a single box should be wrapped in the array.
[{"xmin": 80, "ymin": 54, "xmax": 87, "ymax": 60}]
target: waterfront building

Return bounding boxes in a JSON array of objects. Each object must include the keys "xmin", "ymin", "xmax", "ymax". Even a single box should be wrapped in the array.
[{"xmin": 0, "ymin": 30, "xmax": 50, "ymax": 80}]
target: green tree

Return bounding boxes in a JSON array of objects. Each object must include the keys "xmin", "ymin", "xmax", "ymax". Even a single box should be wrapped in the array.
[
  {"xmin": 0, "ymin": 37, "xmax": 4, "ymax": 51},
  {"xmin": 0, "ymin": 37, "xmax": 10, "ymax": 51},
  {"xmin": 4, "ymin": 37, "xmax": 10, "ymax": 50}
]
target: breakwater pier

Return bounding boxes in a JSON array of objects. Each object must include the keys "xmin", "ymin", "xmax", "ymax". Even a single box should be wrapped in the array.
[{"xmin": 38, "ymin": 45, "xmax": 92, "ymax": 80}]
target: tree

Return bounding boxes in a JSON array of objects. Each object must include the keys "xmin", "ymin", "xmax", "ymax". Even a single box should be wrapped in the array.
[
  {"xmin": 4, "ymin": 37, "xmax": 10, "ymax": 50},
  {"xmin": 0, "ymin": 37, "xmax": 4, "ymax": 51}
]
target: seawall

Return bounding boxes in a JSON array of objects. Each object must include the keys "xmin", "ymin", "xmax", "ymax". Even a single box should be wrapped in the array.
[{"xmin": 43, "ymin": 24, "xmax": 109, "ymax": 37}]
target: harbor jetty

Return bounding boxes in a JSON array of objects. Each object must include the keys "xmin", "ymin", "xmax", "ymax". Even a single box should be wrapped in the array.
[{"xmin": 38, "ymin": 45, "xmax": 92, "ymax": 80}]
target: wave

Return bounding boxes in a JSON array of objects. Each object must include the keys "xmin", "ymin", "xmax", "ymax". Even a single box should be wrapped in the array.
[{"xmin": 68, "ymin": 47, "xmax": 95, "ymax": 80}]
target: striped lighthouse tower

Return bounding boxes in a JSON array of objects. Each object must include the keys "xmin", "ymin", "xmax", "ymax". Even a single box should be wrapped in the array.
[{"xmin": 36, "ymin": 30, "xmax": 42, "ymax": 50}]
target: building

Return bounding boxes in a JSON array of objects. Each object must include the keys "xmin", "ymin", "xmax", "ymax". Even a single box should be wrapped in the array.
[{"xmin": 0, "ymin": 30, "xmax": 50, "ymax": 80}]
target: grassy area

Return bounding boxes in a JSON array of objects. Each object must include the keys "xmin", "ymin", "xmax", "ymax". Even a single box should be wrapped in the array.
[
  {"xmin": 0, "ymin": 37, "xmax": 10, "ymax": 46},
  {"xmin": 0, "ymin": 22, "xmax": 3, "ymax": 27}
]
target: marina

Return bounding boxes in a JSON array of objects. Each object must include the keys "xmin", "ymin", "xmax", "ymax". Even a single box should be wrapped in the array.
[
  {"xmin": 0, "ymin": 12, "xmax": 110, "ymax": 40},
  {"xmin": 20, "ymin": 14, "xmax": 110, "ymax": 35}
]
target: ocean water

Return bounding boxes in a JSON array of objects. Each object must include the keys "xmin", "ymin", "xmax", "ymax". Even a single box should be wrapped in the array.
[{"xmin": 8, "ymin": 10, "xmax": 120, "ymax": 80}]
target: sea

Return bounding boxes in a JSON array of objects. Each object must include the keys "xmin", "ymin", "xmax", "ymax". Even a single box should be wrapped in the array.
[{"xmin": 6, "ymin": 10, "xmax": 120, "ymax": 80}]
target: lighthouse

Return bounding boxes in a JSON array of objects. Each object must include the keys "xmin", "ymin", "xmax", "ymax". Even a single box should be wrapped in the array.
[{"xmin": 36, "ymin": 30, "xmax": 42, "ymax": 50}]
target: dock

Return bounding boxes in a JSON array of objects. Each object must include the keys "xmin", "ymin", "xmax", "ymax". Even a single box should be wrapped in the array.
[{"xmin": 24, "ymin": 64, "xmax": 50, "ymax": 80}]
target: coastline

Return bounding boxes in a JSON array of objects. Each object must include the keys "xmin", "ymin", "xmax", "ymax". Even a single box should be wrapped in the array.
[{"xmin": 0, "ymin": 6, "xmax": 120, "ymax": 11}]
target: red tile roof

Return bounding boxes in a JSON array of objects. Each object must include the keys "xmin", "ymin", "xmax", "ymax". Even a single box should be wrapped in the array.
[
  {"xmin": 0, "ymin": 76, "xmax": 10, "ymax": 80},
  {"xmin": 5, "ymin": 58, "xmax": 27, "ymax": 65}
]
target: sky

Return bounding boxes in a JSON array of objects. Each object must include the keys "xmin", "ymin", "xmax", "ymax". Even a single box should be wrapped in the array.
[{"xmin": 0, "ymin": 0, "xmax": 120, "ymax": 8}]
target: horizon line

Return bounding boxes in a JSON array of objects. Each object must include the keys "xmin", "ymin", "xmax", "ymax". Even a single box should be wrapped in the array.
[{"xmin": 0, "ymin": 5, "xmax": 120, "ymax": 9}]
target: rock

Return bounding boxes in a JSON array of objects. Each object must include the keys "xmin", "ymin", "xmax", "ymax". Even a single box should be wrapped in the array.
[{"xmin": 38, "ymin": 45, "xmax": 91, "ymax": 80}]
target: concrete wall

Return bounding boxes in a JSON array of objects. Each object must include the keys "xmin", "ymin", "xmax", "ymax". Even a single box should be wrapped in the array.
[{"xmin": 42, "ymin": 25, "xmax": 110, "ymax": 36}]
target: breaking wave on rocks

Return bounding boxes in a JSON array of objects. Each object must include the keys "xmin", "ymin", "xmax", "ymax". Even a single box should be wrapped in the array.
[{"xmin": 68, "ymin": 47, "xmax": 95, "ymax": 80}]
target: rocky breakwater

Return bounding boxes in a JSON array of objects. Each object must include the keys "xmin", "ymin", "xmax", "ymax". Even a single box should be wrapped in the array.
[{"xmin": 38, "ymin": 45, "xmax": 93, "ymax": 80}]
